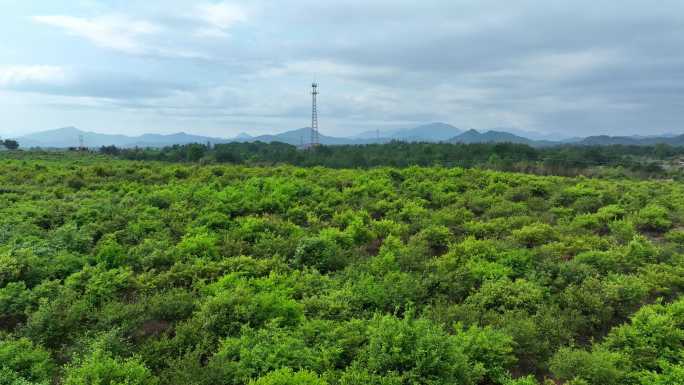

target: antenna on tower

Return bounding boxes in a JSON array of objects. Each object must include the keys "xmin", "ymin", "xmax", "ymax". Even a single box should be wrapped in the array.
[
  {"xmin": 310, "ymin": 82, "xmax": 319, "ymax": 148},
  {"xmin": 78, "ymin": 134, "xmax": 85, "ymax": 150}
]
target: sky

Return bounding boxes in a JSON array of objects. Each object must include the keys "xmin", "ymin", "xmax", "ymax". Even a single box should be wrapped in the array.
[{"xmin": 1, "ymin": 0, "xmax": 683, "ymax": 138}]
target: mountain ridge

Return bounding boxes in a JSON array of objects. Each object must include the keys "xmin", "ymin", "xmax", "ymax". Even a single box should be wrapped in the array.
[
  {"xmin": 11, "ymin": 125, "xmax": 684, "ymax": 149},
  {"xmin": 16, "ymin": 127, "xmax": 233, "ymax": 148},
  {"xmin": 578, "ymin": 135, "xmax": 684, "ymax": 146},
  {"xmin": 353, "ymin": 122, "xmax": 462, "ymax": 142},
  {"xmin": 449, "ymin": 129, "xmax": 558, "ymax": 147}
]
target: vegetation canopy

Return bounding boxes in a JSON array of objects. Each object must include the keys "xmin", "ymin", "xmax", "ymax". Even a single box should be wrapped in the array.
[
  {"xmin": 99, "ymin": 141, "xmax": 684, "ymax": 179},
  {"xmin": 1, "ymin": 152, "xmax": 684, "ymax": 385}
]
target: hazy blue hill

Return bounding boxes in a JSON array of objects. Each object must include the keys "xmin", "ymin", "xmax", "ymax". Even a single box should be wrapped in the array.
[
  {"xmin": 578, "ymin": 134, "xmax": 684, "ymax": 146},
  {"xmin": 492, "ymin": 127, "xmax": 578, "ymax": 142},
  {"xmin": 15, "ymin": 125, "xmax": 684, "ymax": 149},
  {"xmin": 389, "ymin": 122, "xmax": 462, "ymax": 142},
  {"xmin": 450, "ymin": 129, "xmax": 533, "ymax": 144},
  {"xmin": 354, "ymin": 122, "xmax": 461, "ymax": 142},
  {"xmin": 250, "ymin": 127, "xmax": 376, "ymax": 145},
  {"xmin": 131, "ymin": 132, "xmax": 229, "ymax": 147},
  {"xmin": 18, "ymin": 127, "xmax": 132, "ymax": 148},
  {"xmin": 16, "ymin": 127, "xmax": 230, "ymax": 148},
  {"xmin": 232, "ymin": 132, "xmax": 253, "ymax": 141},
  {"xmin": 579, "ymin": 135, "xmax": 645, "ymax": 146}
]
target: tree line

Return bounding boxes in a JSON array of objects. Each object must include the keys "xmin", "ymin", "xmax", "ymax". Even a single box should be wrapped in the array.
[
  {"xmin": 1, "ymin": 139, "xmax": 19, "ymax": 150},
  {"xmin": 100, "ymin": 141, "xmax": 684, "ymax": 178}
]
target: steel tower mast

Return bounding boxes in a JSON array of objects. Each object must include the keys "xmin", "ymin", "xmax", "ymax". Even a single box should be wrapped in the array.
[{"xmin": 311, "ymin": 82, "xmax": 319, "ymax": 147}]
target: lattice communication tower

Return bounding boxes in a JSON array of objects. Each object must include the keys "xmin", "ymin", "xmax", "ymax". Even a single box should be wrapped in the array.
[{"xmin": 310, "ymin": 82, "xmax": 319, "ymax": 147}]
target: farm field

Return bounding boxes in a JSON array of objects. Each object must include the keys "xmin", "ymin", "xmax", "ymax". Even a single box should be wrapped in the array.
[{"xmin": 2, "ymin": 154, "xmax": 684, "ymax": 384}]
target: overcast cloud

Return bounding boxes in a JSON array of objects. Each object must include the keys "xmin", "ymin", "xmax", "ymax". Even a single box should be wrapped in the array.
[{"xmin": 0, "ymin": 0, "xmax": 683, "ymax": 137}]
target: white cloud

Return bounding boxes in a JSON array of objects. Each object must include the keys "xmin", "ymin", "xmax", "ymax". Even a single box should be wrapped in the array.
[
  {"xmin": 258, "ymin": 60, "xmax": 401, "ymax": 80},
  {"xmin": 0, "ymin": 66, "xmax": 68, "ymax": 87},
  {"xmin": 32, "ymin": 15, "xmax": 160, "ymax": 55},
  {"xmin": 32, "ymin": 14, "xmax": 210, "ymax": 59},
  {"xmin": 193, "ymin": 2, "xmax": 247, "ymax": 38},
  {"xmin": 197, "ymin": 2, "xmax": 247, "ymax": 29},
  {"xmin": 524, "ymin": 50, "xmax": 622, "ymax": 80},
  {"xmin": 194, "ymin": 27, "xmax": 231, "ymax": 39}
]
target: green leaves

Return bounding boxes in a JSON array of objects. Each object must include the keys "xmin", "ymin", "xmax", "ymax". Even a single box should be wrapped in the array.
[
  {"xmin": 63, "ymin": 348, "xmax": 158, "ymax": 385},
  {"xmin": 294, "ymin": 228, "xmax": 352, "ymax": 273},
  {"xmin": 1, "ymin": 154, "xmax": 684, "ymax": 385},
  {"xmin": 250, "ymin": 368, "xmax": 327, "ymax": 385},
  {"xmin": 0, "ymin": 338, "xmax": 55, "ymax": 384},
  {"xmin": 360, "ymin": 314, "xmax": 482, "ymax": 385},
  {"xmin": 634, "ymin": 204, "xmax": 672, "ymax": 232},
  {"xmin": 512, "ymin": 223, "xmax": 557, "ymax": 248},
  {"xmin": 550, "ymin": 347, "xmax": 626, "ymax": 385},
  {"xmin": 198, "ymin": 283, "xmax": 303, "ymax": 338},
  {"xmin": 551, "ymin": 298, "xmax": 684, "ymax": 385}
]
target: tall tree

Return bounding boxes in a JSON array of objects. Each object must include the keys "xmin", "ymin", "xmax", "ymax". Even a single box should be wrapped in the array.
[{"xmin": 2, "ymin": 139, "xmax": 19, "ymax": 150}]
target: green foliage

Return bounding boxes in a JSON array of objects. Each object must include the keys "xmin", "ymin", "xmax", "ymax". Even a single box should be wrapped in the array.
[
  {"xmin": 63, "ymin": 348, "xmax": 158, "ymax": 385},
  {"xmin": 103, "ymin": 141, "xmax": 684, "ymax": 179},
  {"xmin": 359, "ymin": 314, "xmax": 482, "ymax": 385},
  {"xmin": 2, "ymin": 139, "xmax": 19, "ymax": 150},
  {"xmin": 0, "ymin": 338, "xmax": 55, "ymax": 383},
  {"xmin": 665, "ymin": 229, "xmax": 684, "ymax": 245},
  {"xmin": 634, "ymin": 204, "xmax": 672, "ymax": 232},
  {"xmin": 0, "ymin": 282, "xmax": 31, "ymax": 328},
  {"xmin": 206, "ymin": 321, "xmax": 337, "ymax": 384},
  {"xmin": 198, "ymin": 284, "xmax": 303, "ymax": 338},
  {"xmin": 176, "ymin": 231, "xmax": 219, "ymax": 260},
  {"xmin": 550, "ymin": 347, "xmax": 626, "ymax": 385},
  {"xmin": 466, "ymin": 278, "xmax": 546, "ymax": 313},
  {"xmin": 636, "ymin": 363, "xmax": 684, "ymax": 385},
  {"xmin": 294, "ymin": 234, "xmax": 347, "ymax": 273},
  {"xmin": 0, "ymin": 367, "xmax": 48, "ymax": 385},
  {"xmin": 512, "ymin": 224, "xmax": 556, "ymax": 248},
  {"xmin": 250, "ymin": 368, "xmax": 327, "ymax": 385},
  {"xmin": 1, "ymin": 153, "xmax": 684, "ymax": 384},
  {"xmin": 453, "ymin": 324, "xmax": 516, "ymax": 383},
  {"xmin": 551, "ymin": 298, "xmax": 684, "ymax": 385}
]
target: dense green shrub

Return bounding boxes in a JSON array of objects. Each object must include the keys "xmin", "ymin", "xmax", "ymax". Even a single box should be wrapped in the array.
[
  {"xmin": 512, "ymin": 224, "xmax": 556, "ymax": 248},
  {"xmin": 0, "ymin": 338, "xmax": 55, "ymax": 384},
  {"xmin": 63, "ymin": 348, "xmax": 158, "ymax": 385},
  {"xmin": 634, "ymin": 204, "xmax": 672, "ymax": 232},
  {"xmin": 250, "ymin": 368, "xmax": 327, "ymax": 385},
  {"xmin": 550, "ymin": 347, "xmax": 626, "ymax": 385},
  {"xmin": 198, "ymin": 285, "xmax": 303, "ymax": 338},
  {"xmin": 358, "ymin": 314, "xmax": 482, "ymax": 385}
]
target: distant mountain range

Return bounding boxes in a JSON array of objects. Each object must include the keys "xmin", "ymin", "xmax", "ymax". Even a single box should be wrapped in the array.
[
  {"xmin": 354, "ymin": 122, "xmax": 463, "ymax": 142},
  {"xmin": 9, "ymin": 124, "xmax": 684, "ymax": 149},
  {"xmin": 16, "ymin": 127, "xmax": 232, "ymax": 148},
  {"xmin": 238, "ymin": 127, "xmax": 380, "ymax": 146},
  {"xmin": 576, "ymin": 135, "xmax": 684, "ymax": 146},
  {"xmin": 450, "ymin": 129, "xmax": 547, "ymax": 146}
]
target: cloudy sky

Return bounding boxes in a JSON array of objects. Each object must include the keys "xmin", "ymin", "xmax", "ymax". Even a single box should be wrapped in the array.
[{"xmin": 1, "ymin": 1, "xmax": 683, "ymax": 138}]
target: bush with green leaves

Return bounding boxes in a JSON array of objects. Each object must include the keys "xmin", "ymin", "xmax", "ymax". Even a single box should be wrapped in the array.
[
  {"xmin": 511, "ymin": 223, "xmax": 556, "ymax": 248},
  {"xmin": 197, "ymin": 284, "xmax": 303, "ymax": 338},
  {"xmin": 551, "ymin": 298, "xmax": 684, "ymax": 385},
  {"xmin": 63, "ymin": 348, "xmax": 158, "ymax": 385},
  {"xmin": 356, "ymin": 314, "xmax": 483, "ymax": 385},
  {"xmin": 0, "ymin": 338, "xmax": 55, "ymax": 384},
  {"xmin": 634, "ymin": 204, "xmax": 672, "ymax": 232},
  {"xmin": 250, "ymin": 368, "xmax": 327, "ymax": 385}
]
